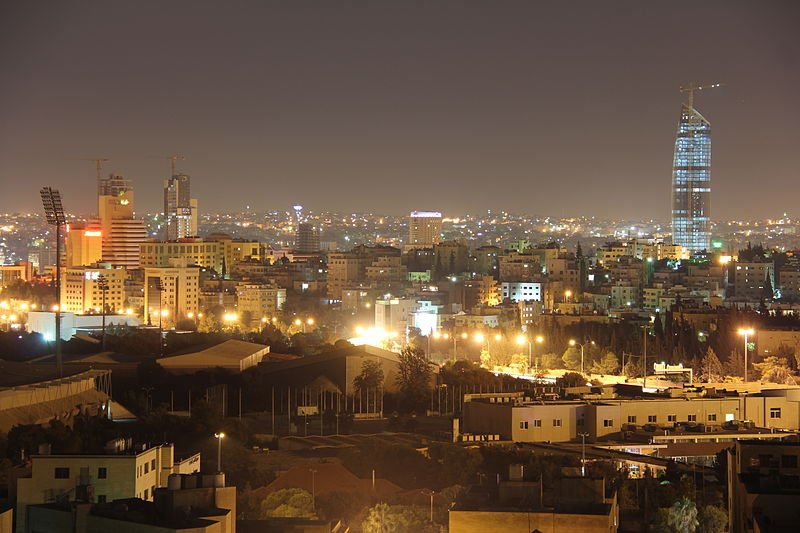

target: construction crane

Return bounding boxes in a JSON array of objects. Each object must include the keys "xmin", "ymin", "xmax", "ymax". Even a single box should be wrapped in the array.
[
  {"xmin": 146, "ymin": 154, "xmax": 186, "ymax": 176},
  {"xmin": 70, "ymin": 157, "xmax": 110, "ymax": 194},
  {"xmin": 680, "ymin": 82, "xmax": 724, "ymax": 109}
]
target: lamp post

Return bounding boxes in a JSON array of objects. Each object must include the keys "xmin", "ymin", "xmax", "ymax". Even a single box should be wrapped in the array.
[
  {"xmin": 294, "ymin": 317, "xmax": 315, "ymax": 333},
  {"xmin": 738, "ymin": 328, "xmax": 754, "ymax": 382},
  {"xmin": 569, "ymin": 339, "xmax": 595, "ymax": 375},
  {"xmin": 429, "ymin": 331, "xmax": 443, "ymax": 360},
  {"xmin": 40, "ymin": 187, "xmax": 67, "ymax": 377},
  {"xmin": 310, "ymin": 468, "xmax": 318, "ymax": 512},
  {"xmin": 579, "ymin": 432, "xmax": 589, "ymax": 476},
  {"xmin": 517, "ymin": 334, "xmax": 544, "ymax": 374},
  {"xmin": 97, "ymin": 274, "xmax": 109, "ymax": 351},
  {"xmin": 424, "ymin": 489, "xmax": 435, "ymax": 523},
  {"xmin": 214, "ymin": 432, "xmax": 225, "ymax": 472},
  {"xmin": 445, "ymin": 332, "xmax": 468, "ymax": 362}
]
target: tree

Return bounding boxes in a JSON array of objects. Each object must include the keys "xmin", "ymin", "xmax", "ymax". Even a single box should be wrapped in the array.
[
  {"xmin": 354, "ymin": 360, "xmax": 385, "ymax": 392},
  {"xmin": 699, "ymin": 347, "xmax": 724, "ymax": 382},
  {"xmin": 664, "ymin": 497, "xmax": 699, "ymax": 533},
  {"xmin": 427, "ymin": 442, "xmax": 483, "ymax": 486},
  {"xmin": 316, "ymin": 490, "xmax": 371, "ymax": 524},
  {"xmin": 753, "ymin": 356, "xmax": 796, "ymax": 385},
  {"xmin": 562, "ymin": 346, "xmax": 582, "ymax": 370},
  {"xmin": 698, "ymin": 505, "xmax": 727, "ymax": 533},
  {"xmin": 723, "ymin": 349, "xmax": 745, "ymax": 379},
  {"xmin": 354, "ymin": 359, "xmax": 385, "ymax": 413},
  {"xmin": 622, "ymin": 358, "xmax": 642, "ymax": 378},
  {"xmin": 592, "ymin": 352, "xmax": 619, "ymax": 375},
  {"xmin": 396, "ymin": 346, "xmax": 432, "ymax": 412},
  {"xmin": 539, "ymin": 352, "xmax": 560, "ymax": 370},
  {"xmin": 259, "ymin": 488, "xmax": 314, "ymax": 518},
  {"xmin": 556, "ymin": 372, "xmax": 587, "ymax": 389},
  {"xmin": 361, "ymin": 503, "xmax": 436, "ymax": 533}
]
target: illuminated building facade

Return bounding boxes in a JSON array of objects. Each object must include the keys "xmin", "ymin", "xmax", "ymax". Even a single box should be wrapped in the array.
[
  {"xmin": 60, "ymin": 265, "xmax": 126, "ymax": 314},
  {"xmin": 295, "ymin": 222, "xmax": 320, "ymax": 254},
  {"xmin": 66, "ymin": 223, "xmax": 104, "ymax": 267},
  {"xmin": 671, "ymin": 102, "xmax": 712, "ymax": 253},
  {"xmin": 164, "ymin": 173, "xmax": 198, "ymax": 240},
  {"xmin": 406, "ymin": 211, "xmax": 442, "ymax": 250},
  {"xmin": 143, "ymin": 260, "xmax": 200, "ymax": 327},
  {"xmin": 98, "ymin": 174, "xmax": 147, "ymax": 268}
]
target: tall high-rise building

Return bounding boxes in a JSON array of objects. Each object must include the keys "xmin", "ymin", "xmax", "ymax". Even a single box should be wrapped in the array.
[
  {"xmin": 98, "ymin": 174, "xmax": 148, "ymax": 268},
  {"xmin": 406, "ymin": 211, "xmax": 442, "ymax": 251},
  {"xmin": 164, "ymin": 174, "xmax": 198, "ymax": 240},
  {"xmin": 295, "ymin": 223, "xmax": 320, "ymax": 254},
  {"xmin": 671, "ymin": 88, "xmax": 713, "ymax": 253},
  {"xmin": 66, "ymin": 223, "xmax": 103, "ymax": 267}
]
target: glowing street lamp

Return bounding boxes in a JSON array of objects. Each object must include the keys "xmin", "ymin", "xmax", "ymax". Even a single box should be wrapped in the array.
[
  {"xmin": 214, "ymin": 432, "xmax": 225, "ymax": 472},
  {"xmin": 517, "ymin": 334, "xmax": 544, "ymax": 372},
  {"xmin": 569, "ymin": 339, "xmax": 595, "ymax": 375},
  {"xmin": 738, "ymin": 327, "xmax": 755, "ymax": 382}
]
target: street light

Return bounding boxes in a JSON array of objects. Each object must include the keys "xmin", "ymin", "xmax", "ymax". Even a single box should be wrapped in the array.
[
  {"xmin": 40, "ymin": 187, "xmax": 67, "ymax": 377},
  {"xmin": 738, "ymin": 327, "xmax": 755, "ymax": 382},
  {"xmin": 579, "ymin": 432, "xmax": 589, "ymax": 477},
  {"xmin": 310, "ymin": 468, "xmax": 318, "ymax": 512},
  {"xmin": 442, "ymin": 332, "xmax": 467, "ymax": 362},
  {"xmin": 517, "ymin": 334, "xmax": 544, "ymax": 373},
  {"xmin": 424, "ymin": 489, "xmax": 435, "ymax": 523},
  {"xmin": 569, "ymin": 339, "xmax": 595, "ymax": 375},
  {"xmin": 214, "ymin": 432, "xmax": 225, "ymax": 472}
]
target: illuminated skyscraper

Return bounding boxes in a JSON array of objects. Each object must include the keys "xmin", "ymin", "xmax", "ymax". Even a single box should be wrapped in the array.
[
  {"xmin": 671, "ymin": 86, "xmax": 715, "ymax": 254},
  {"xmin": 295, "ymin": 223, "xmax": 320, "ymax": 254},
  {"xmin": 98, "ymin": 174, "xmax": 147, "ymax": 268},
  {"xmin": 164, "ymin": 173, "xmax": 198, "ymax": 240},
  {"xmin": 406, "ymin": 211, "xmax": 442, "ymax": 251}
]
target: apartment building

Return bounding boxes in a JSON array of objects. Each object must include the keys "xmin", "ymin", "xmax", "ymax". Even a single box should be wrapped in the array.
[
  {"xmin": 235, "ymin": 283, "xmax": 286, "ymax": 324},
  {"xmin": 727, "ymin": 440, "xmax": 800, "ymax": 533},
  {"xmin": 16, "ymin": 441, "xmax": 199, "ymax": 533},
  {"xmin": 462, "ymin": 392, "xmax": 800, "ymax": 444},
  {"xmin": 143, "ymin": 260, "xmax": 200, "ymax": 326},
  {"xmin": 60, "ymin": 265, "xmax": 127, "ymax": 315}
]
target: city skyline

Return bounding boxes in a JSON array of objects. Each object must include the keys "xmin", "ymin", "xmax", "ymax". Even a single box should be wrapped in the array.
[{"xmin": 1, "ymin": 1, "xmax": 799, "ymax": 219}]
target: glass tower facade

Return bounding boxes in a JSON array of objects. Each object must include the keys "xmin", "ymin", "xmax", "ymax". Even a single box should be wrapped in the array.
[{"xmin": 671, "ymin": 104, "xmax": 711, "ymax": 253}]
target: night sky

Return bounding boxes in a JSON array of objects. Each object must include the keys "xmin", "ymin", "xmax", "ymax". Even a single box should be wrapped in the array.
[{"xmin": 1, "ymin": 1, "xmax": 798, "ymax": 219}]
